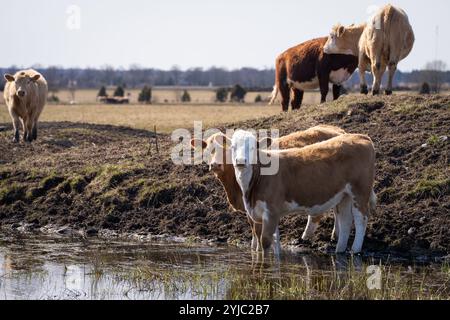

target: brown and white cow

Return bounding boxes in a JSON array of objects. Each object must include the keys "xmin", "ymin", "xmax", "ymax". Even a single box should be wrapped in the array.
[
  {"xmin": 191, "ymin": 125, "xmax": 346, "ymax": 252},
  {"xmin": 3, "ymin": 69, "xmax": 48, "ymax": 142},
  {"xmin": 323, "ymin": 5, "xmax": 415, "ymax": 95},
  {"xmin": 230, "ymin": 130, "xmax": 376, "ymax": 254},
  {"xmin": 269, "ymin": 37, "xmax": 358, "ymax": 111}
]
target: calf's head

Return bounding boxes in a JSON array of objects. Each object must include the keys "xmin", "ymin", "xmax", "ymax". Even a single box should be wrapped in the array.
[
  {"xmin": 4, "ymin": 72, "xmax": 40, "ymax": 99},
  {"xmin": 190, "ymin": 133, "xmax": 232, "ymax": 173}
]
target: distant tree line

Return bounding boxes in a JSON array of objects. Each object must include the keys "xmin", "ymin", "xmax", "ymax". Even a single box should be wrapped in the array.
[{"xmin": 0, "ymin": 62, "xmax": 448, "ymax": 91}]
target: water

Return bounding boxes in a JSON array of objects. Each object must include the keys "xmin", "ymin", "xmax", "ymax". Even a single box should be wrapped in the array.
[{"xmin": 0, "ymin": 232, "xmax": 448, "ymax": 300}]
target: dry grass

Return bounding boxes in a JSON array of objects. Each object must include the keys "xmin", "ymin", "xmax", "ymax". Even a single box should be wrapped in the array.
[{"xmin": 0, "ymin": 103, "xmax": 283, "ymax": 133}]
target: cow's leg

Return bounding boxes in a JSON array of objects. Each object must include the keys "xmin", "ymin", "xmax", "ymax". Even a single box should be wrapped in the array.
[
  {"xmin": 9, "ymin": 111, "xmax": 21, "ymax": 143},
  {"xmin": 351, "ymin": 205, "xmax": 368, "ymax": 254},
  {"xmin": 261, "ymin": 215, "xmax": 280, "ymax": 254},
  {"xmin": 272, "ymin": 226, "xmax": 281, "ymax": 257},
  {"xmin": 31, "ymin": 120, "xmax": 38, "ymax": 141},
  {"xmin": 24, "ymin": 119, "xmax": 33, "ymax": 143},
  {"xmin": 291, "ymin": 88, "xmax": 304, "ymax": 110},
  {"xmin": 279, "ymin": 81, "xmax": 290, "ymax": 112},
  {"xmin": 359, "ymin": 53, "xmax": 369, "ymax": 94},
  {"xmin": 371, "ymin": 62, "xmax": 386, "ymax": 96},
  {"xmin": 385, "ymin": 62, "xmax": 397, "ymax": 95},
  {"xmin": 331, "ymin": 208, "xmax": 340, "ymax": 241},
  {"xmin": 252, "ymin": 220, "xmax": 263, "ymax": 252},
  {"xmin": 332, "ymin": 84, "xmax": 341, "ymax": 100},
  {"xmin": 319, "ymin": 75, "xmax": 330, "ymax": 103},
  {"xmin": 302, "ymin": 215, "xmax": 321, "ymax": 241},
  {"xmin": 335, "ymin": 195, "xmax": 353, "ymax": 253}
]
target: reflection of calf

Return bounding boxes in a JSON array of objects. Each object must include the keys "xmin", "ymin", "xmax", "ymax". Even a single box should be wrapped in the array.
[
  {"xmin": 231, "ymin": 131, "xmax": 376, "ymax": 254},
  {"xmin": 191, "ymin": 125, "xmax": 346, "ymax": 252},
  {"xmin": 269, "ymin": 37, "xmax": 358, "ymax": 112}
]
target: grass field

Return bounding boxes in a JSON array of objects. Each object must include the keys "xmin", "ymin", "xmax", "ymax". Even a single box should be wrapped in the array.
[{"xmin": 0, "ymin": 103, "xmax": 283, "ymax": 133}]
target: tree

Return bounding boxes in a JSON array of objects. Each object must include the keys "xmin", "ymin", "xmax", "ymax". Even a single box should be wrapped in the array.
[
  {"xmin": 138, "ymin": 86, "xmax": 152, "ymax": 103},
  {"xmin": 254, "ymin": 94, "xmax": 263, "ymax": 103},
  {"xmin": 423, "ymin": 60, "xmax": 447, "ymax": 93},
  {"xmin": 114, "ymin": 85, "xmax": 125, "ymax": 97},
  {"xmin": 215, "ymin": 87, "xmax": 228, "ymax": 102},
  {"xmin": 98, "ymin": 86, "xmax": 107, "ymax": 97},
  {"xmin": 419, "ymin": 82, "xmax": 431, "ymax": 95},
  {"xmin": 230, "ymin": 84, "xmax": 247, "ymax": 103},
  {"xmin": 181, "ymin": 90, "xmax": 191, "ymax": 102}
]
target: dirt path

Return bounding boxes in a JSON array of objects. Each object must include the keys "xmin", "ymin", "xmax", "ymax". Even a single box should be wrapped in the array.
[{"xmin": 0, "ymin": 95, "xmax": 449, "ymax": 258}]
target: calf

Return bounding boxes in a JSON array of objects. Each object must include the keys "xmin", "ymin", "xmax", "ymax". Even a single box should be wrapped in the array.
[
  {"xmin": 3, "ymin": 69, "xmax": 48, "ymax": 142},
  {"xmin": 231, "ymin": 130, "xmax": 376, "ymax": 254},
  {"xmin": 323, "ymin": 5, "xmax": 414, "ymax": 95},
  {"xmin": 191, "ymin": 125, "xmax": 346, "ymax": 251},
  {"xmin": 269, "ymin": 37, "xmax": 358, "ymax": 111}
]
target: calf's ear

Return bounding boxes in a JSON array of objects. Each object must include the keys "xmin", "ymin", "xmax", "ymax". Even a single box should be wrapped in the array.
[
  {"xmin": 258, "ymin": 137, "xmax": 273, "ymax": 149},
  {"xmin": 4, "ymin": 74, "xmax": 15, "ymax": 82},
  {"xmin": 190, "ymin": 139, "xmax": 207, "ymax": 150},
  {"xmin": 31, "ymin": 74, "xmax": 41, "ymax": 82},
  {"xmin": 337, "ymin": 25, "xmax": 345, "ymax": 37}
]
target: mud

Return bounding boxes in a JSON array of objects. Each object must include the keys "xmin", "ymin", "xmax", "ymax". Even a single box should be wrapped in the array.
[{"xmin": 0, "ymin": 94, "xmax": 449, "ymax": 259}]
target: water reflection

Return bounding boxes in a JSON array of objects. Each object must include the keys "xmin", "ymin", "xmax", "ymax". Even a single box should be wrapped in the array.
[{"xmin": 0, "ymin": 232, "xmax": 448, "ymax": 300}]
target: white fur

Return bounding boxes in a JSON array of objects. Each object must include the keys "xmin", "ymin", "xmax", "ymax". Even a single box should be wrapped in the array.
[
  {"xmin": 287, "ymin": 78, "xmax": 319, "ymax": 91},
  {"xmin": 335, "ymin": 195, "xmax": 353, "ymax": 253},
  {"xmin": 330, "ymin": 68, "xmax": 352, "ymax": 85},
  {"xmin": 351, "ymin": 207, "xmax": 368, "ymax": 253}
]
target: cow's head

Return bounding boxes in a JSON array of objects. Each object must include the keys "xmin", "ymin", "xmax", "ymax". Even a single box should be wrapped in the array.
[
  {"xmin": 191, "ymin": 133, "xmax": 232, "ymax": 173},
  {"xmin": 4, "ymin": 72, "xmax": 40, "ymax": 99},
  {"xmin": 323, "ymin": 24, "xmax": 362, "ymax": 56}
]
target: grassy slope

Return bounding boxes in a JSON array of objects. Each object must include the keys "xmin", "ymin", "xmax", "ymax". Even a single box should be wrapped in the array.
[{"xmin": 0, "ymin": 94, "xmax": 449, "ymax": 257}]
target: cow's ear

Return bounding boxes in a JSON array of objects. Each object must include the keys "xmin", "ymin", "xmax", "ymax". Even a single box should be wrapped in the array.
[
  {"xmin": 214, "ymin": 134, "xmax": 231, "ymax": 149},
  {"xmin": 190, "ymin": 139, "xmax": 207, "ymax": 150},
  {"xmin": 4, "ymin": 74, "xmax": 15, "ymax": 82},
  {"xmin": 337, "ymin": 25, "xmax": 345, "ymax": 37},
  {"xmin": 258, "ymin": 137, "xmax": 273, "ymax": 149},
  {"xmin": 31, "ymin": 74, "xmax": 41, "ymax": 82}
]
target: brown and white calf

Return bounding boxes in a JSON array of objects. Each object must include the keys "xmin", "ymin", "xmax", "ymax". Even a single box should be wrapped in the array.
[
  {"xmin": 3, "ymin": 69, "xmax": 48, "ymax": 142},
  {"xmin": 230, "ymin": 130, "xmax": 376, "ymax": 254},
  {"xmin": 269, "ymin": 37, "xmax": 358, "ymax": 111},
  {"xmin": 323, "ymin": 4, "xmax": 414, "ymax": 95},
  {"xmin": 191, "ymin": 125, "xmax": 346, "ymax": 251}
]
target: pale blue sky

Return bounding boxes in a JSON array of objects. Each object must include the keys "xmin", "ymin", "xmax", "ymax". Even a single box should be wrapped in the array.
[{"xmin": 0, "ymin": 0, "xmax": 448, "ymax": 71}]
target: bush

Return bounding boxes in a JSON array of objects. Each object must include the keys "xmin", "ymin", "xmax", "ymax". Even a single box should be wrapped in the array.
[
  {"xmin": 216, "ymin": 87, "xmax": 229, "ymax": 103},
  {"xmin": 114, "ymin": 86, "xmax": 125, "ymax": 97},
  {"xmin": 97, "ymin": 86, "xmax": 107, "ymax": 97},
  {"xmin": 230, "ymin": 84, "xmax": 247, "ymax": 103},
  {"xmin": 419, "ymin": 82, "xmax": 431, "ymax": 95},
  {"xmin": 47, "ymin": 94, "xmax": 60, "ymax": 103},
  {"xmin": 138, "ymin": 86, "xmax": 152, "ymax": 104},
  {"xmin": 181, "ymin": 90, "xmax": 191, "ymax": 102},
  {"xmin": 254, "ymin": 94, "xmax": 263, "ymax": 103}
]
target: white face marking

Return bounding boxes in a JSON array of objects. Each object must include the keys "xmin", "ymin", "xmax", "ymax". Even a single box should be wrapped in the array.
[
  {"xmin": 287, "ymin": 78, "xmax": 319, "ymax": 91},
  {"xmin": 231, "ymin": 130, "xmax": 258, "ymax": 196},
  {"xmin": 324, "ymin": 34, "xmax": 354, "ymax": 55},
  {"xmin": 330, "ymin": 68, "xmax": 352, "ymax": 85}
]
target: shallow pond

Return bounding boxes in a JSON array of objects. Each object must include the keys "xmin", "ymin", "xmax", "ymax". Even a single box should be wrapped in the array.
[{"xmin": 0, "ymin": 233, "xmax": 449, "ymax": 300}]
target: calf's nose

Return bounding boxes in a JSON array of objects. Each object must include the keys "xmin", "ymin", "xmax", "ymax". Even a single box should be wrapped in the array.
[{"xmin": 17, "ymin": 90, "xmax": 25, "ymax": 97}]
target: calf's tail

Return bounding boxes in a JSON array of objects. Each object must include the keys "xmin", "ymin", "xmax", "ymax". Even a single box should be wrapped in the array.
[{"xmin": 268, "ymin": 85, "xmax": 279, "ymax": 105}]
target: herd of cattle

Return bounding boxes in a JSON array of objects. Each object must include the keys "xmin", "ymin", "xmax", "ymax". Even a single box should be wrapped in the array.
[{"xmin": 2, "ymin": 4, "xmax": 414, "ymax": 254}]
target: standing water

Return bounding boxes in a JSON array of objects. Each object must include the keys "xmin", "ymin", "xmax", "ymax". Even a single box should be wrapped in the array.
[{"xmin": 0, "ymin": 232, "xmax": 448, "ymax": 300}]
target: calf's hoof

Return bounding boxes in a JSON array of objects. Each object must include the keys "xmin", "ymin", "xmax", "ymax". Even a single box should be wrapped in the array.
[
  {"xmin": 360, "ymin": 85, "xmax": 369, "ymax": 95},
  {"xmin": 372, "ymin": 90, "xmax": 380, "ymax": 96},
  {"xmin": 385, "ymin": 90, "xmax": 393, "ymax": 96}
]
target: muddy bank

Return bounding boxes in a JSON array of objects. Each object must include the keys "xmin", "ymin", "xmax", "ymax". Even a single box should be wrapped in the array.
[{"xmin": 0, "ymin": 95, "xmax": 449, "ymax": 258}]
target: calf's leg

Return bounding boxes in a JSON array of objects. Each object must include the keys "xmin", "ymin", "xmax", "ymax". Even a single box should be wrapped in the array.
[
  {"xmin": 331, "ymin": 208, "xmax": 340, "ymax": 241},
  {"xmin": 261, "ymin": 215, "xmax": 280, "ymax": 254},
  {"xmin": 31, "ymin": 120, "xmax": 38, "ymax": 141},
  {"xmin": 335, "ymin": 195, "xmax": 353, "ymax": 253},
  {"xmin": 351, "ymin": 206, "xmax": 368, "ymax": 254},
  {"xmin": 318, "ymin": 75, "xmax": 330, "ymax": 103},
  {"xmin": 371, "ymin": 62, "xmax": 386, "ymax": 96},
  {"xmin": 385, "ymin": 62, "xmax": 397, "ymax": 95},
  {"xmin": 332, "ymin": 84, "xmax": 341, "ymax": 100},
  {"xmin": 302, "ymin": 215, "xmax": 321, "ymax": 241},
  {"xmin": 279, "ymin": 82, "xmax": 290, "ymax": 112},
  {"xmin": 359, "ymin": 53, "xmax": 370, "ymax": 94}
]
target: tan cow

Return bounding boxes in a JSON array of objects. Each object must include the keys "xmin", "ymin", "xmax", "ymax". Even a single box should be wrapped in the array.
[
  {"xmin": 323, "ymin": 4, "xmax": 414, "ymax": 95},
  {"xmin": 3, "ymin": 69, "xmax": 48, "ymax": 142},
  {"xmin": 191, "ymin": 125, "xmax": 346, "ymax": 252},
  {"xmin": 230, "ymin": 130, "xmax": 376, "ymax": 254}
]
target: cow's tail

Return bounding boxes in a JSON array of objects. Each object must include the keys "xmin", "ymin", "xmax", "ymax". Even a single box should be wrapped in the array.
[
  {"xmin": 369, "ymin": 189, "xmax": 377, "ymax": 215},
  {"xmin": 268, "ymin": 85, "xmax": 279, "ymax": 105}
]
